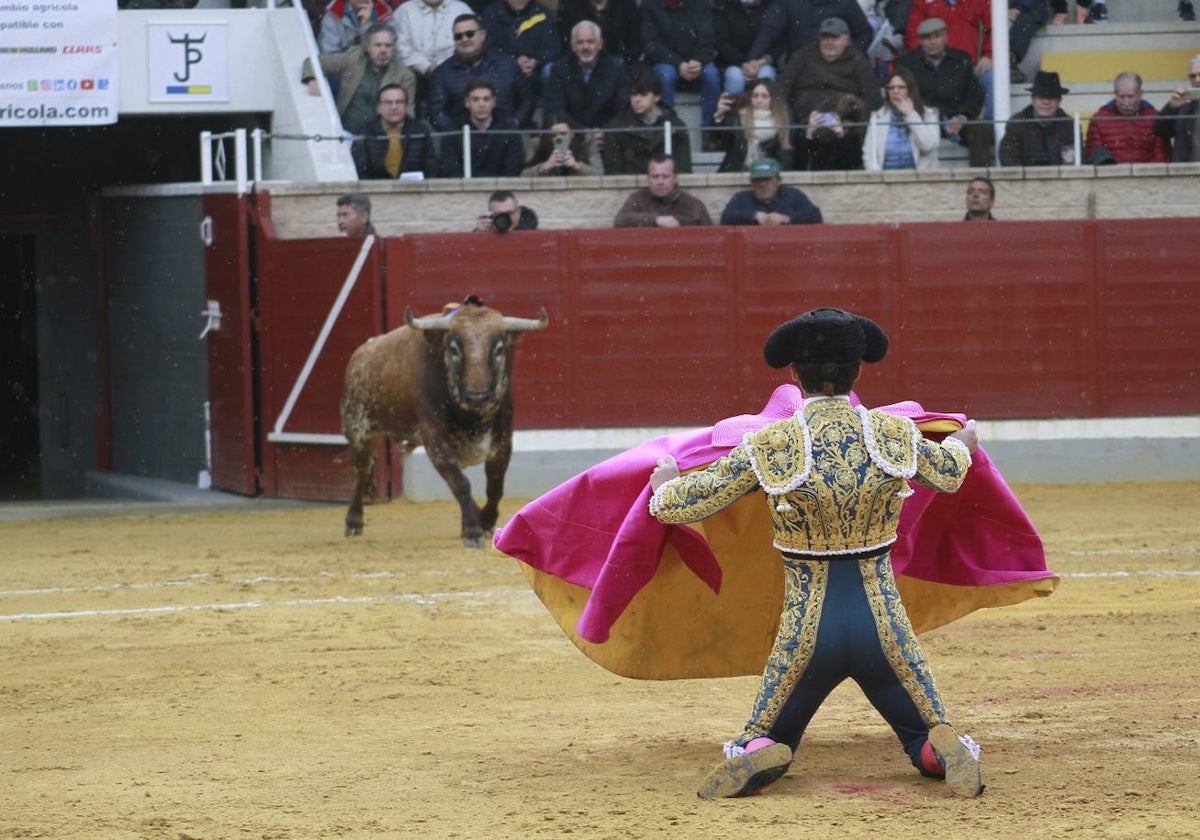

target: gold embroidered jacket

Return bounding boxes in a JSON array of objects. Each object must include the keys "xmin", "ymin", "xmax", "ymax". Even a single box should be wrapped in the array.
[{"xmin": 650, "ymin": 398, "xmax": 972, "ymax": 556}]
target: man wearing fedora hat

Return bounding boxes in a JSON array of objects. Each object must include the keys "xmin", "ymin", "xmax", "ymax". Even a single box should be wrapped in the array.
[
  {"xmin": 718, "ymin": 157, "xmax": 823, "ymax": 225},
  {"xmin": 1000, "ymin": 70, "xmax": 1076, "ymax": 166},
  {"xmin": 650, "ymin": 308, "xmax": 985, "ymax": 800}
]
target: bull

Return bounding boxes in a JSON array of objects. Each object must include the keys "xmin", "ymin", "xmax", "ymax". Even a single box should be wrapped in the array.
[{"xmin": 341, "ymin": 296, "xmax": 549, "ymax": 547}]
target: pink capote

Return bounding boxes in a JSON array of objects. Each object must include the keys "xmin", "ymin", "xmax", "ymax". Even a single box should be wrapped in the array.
[{"xmin": 493, "ymin": 384, "xmax": 1056, "ymax": 648}]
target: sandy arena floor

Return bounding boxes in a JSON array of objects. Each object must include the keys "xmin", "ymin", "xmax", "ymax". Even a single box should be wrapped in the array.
[{"xmin": 1, "ymin": 482, "xmax": 1198, "ymax": 839}]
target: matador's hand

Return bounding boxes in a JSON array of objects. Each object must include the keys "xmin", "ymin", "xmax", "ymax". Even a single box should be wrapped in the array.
[
  {"xmin": 949, "ymin": 419, "xmax": 979, "ymax": 452},
  {"xmin": 650, "ymin": 456, "xmax": 680, "ymax": 491}
]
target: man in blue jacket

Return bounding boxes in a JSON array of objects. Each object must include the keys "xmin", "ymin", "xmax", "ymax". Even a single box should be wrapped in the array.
[
  {"xmin": 481, "ymin": 0, "xmax": 560, "ymax": 104},
  {"xmin": 428, "ymin": 13, "xmax": 534, "ymax": 131},
  {"xmin": 719, "ymin": 157, "xmax": 822, "ymax": 225}
]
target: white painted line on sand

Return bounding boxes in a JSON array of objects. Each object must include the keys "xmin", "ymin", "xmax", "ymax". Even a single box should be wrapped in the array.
[
  {"xmin": 0, "ymin": 588, "xmax": 532, "ymax": 623},
  {"xmin": 0, "ymin": 567, "xmax": 510, "ymax": 599}
]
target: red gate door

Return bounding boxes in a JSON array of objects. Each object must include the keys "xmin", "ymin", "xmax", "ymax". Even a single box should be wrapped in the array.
[{"xmin": 201, "ymin": 192, "xmax": 258, "ymax": 496}]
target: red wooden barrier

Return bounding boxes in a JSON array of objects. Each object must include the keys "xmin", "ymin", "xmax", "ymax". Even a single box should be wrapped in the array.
[{"xmin": 213, "ymin": 207, "xmax": 1200, "ymax": 500}]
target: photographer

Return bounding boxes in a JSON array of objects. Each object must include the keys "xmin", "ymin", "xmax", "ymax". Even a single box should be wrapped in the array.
[
  {"xmin": 474, "ymin": 190, "xmax": 540, "ymax": 232},
  {"xmin": 522, "ymin": 120, "xmax": 602, "ymax": 176}
]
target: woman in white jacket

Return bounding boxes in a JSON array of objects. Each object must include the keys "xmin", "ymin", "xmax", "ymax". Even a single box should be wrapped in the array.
[{"xmin": 863, "ymin": 67, "xmax": 941, "ymax": 170}]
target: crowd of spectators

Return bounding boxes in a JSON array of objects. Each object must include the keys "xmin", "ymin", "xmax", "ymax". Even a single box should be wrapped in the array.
[{"xmin": 296, "ymin": 0, "xmax": 1200, "ymax": 179}]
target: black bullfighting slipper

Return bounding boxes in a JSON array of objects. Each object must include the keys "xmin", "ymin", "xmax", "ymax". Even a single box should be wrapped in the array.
[
  {"xmin": 697, "ymin": 742, "xmax": 793, "ymax": 799},
  {"xmin": 928, "ymin": 724, "xmax": 984, "ymax": 798}
]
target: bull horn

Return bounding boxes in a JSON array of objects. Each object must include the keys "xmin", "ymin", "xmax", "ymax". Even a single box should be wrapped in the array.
[
  {"xmin": 501, "ymin": 307, "xmax": 550, "ymax": 332},
  {"xmin": 404, "ymin": 306, "xmax": 452, "ymax": 331}
]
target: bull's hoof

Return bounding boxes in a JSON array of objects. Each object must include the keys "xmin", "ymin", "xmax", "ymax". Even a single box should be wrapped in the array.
[
  {"xmin": 461, "ymin": 533, "xmax": 487, "ymax": 549},
  {"xmin": 345, "ymin": 523, "xmax": 363, "ymax": 537}
]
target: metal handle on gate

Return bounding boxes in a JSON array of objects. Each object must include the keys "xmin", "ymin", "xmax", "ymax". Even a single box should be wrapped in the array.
[
  {"xmin": 199, "ymin": 299, "xmax": 222, "ymax": 339},
  {"xmin": 199, "ymin": 216, "xmax": 214, "ymax": 247}
]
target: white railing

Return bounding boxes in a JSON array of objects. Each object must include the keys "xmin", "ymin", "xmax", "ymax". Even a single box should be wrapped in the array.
[
  {"xmin": 200, "ymin": 128, "xmax": 269, "ymax": 192},
  {"xmin": 202, "ymin": 113, "xmax": 1107, "ymax": 187}
]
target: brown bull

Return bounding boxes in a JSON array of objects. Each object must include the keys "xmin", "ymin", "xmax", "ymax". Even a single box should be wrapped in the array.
[{"xmin": 341, "ymin": 296, "xmax": 549, "ymax": 547}]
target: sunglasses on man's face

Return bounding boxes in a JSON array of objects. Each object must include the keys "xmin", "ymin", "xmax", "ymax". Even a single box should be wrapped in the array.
[{"xmin": 454, "ymin": 29, "xmax": 479, "ymax": 40}]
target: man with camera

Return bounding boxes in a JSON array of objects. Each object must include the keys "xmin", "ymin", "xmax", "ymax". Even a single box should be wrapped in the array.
[
  {"xmin": 474, "ymin": 190, "xmax": 540, "ymax": 232},
  {"xmin": 1154, "ymin": 54, "xmax": 1200, "ymax": 163}
]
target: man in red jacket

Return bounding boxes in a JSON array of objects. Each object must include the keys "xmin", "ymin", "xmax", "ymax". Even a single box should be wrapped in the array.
[{"xmin": 1084, "ymin": 72, "xmax": 1170, "ymax": 164}]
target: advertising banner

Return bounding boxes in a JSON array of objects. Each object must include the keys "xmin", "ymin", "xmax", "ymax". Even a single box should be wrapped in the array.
[{"xmin": 0, "ymin": 0, "xmax": 119, "ymax": 127}]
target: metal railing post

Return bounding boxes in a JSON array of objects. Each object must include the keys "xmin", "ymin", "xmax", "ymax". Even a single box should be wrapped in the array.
[
  {"xmin": 252, "ymin": 127, "xmax": 265, "ymax": 182},
  {"xmin": 663, "ymin": 120, "xmax": 672, "ymax": 156},
  {"xmin": 200, "ymin": 130, "xmax": 213, "ymax": 184},
  {"xmin": 235, "ymin": 128, "xmax": 248, "ymax": 194},
  {"xmin": 462, "ymin": 124, "xmax": 472, "ymax": 179},
  {"xmin": 1080, "ymin": 112, "xmax": 1089, "ymax": 166}
]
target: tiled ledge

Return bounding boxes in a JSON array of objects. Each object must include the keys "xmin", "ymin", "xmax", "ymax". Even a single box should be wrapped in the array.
[{"xmin": 255, "ymin": 163, "xmax": 1200, "ymax": 238}]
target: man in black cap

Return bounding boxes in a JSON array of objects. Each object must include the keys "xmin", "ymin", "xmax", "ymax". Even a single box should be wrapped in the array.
[
  {"xmin": 649, "ymin": 307, "xmax": 983, "ymax": 800},
  {"xmin": 1000, "ymin": 70, "xmax": 1075, "ymax": 166}
]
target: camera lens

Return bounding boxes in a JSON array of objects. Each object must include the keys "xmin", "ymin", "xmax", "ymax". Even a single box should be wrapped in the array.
[{"xmin": 492, "ymin": 212, "xmax": 512, "ymax": 233}]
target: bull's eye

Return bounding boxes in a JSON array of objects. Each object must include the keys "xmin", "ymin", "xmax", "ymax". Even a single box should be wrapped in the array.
[
  {"xmin": 448, "ymin": 337, "xmax": 463, "ymax": 363},
  {"xmin": 491, "ymin": 339, "xmax": 505, "ymax": 362}
]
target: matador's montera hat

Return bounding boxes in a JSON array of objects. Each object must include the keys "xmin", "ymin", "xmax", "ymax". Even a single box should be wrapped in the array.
[{"xmin": 763, "ymin": 307, "xmax": 889, "ymax": 368}]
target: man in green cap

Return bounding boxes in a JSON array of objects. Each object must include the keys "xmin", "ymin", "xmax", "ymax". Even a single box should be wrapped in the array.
[
  {"xmin": 650, "ymin": 307, "xmax": 985, "ymax": 801},
  {"xmin": 718, "ymin": 157, "xmax": 823, "ymax": 225}
]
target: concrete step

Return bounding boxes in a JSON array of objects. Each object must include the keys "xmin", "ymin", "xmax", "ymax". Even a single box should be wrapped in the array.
[
  {"xmin": 1070, "ymin": 0, "xmax": 1196, "ymax": 24},
  {"xmin": 1023, "ymin": 21, "xmax": 1199, "ymax": 85},
  {"xmin": 1013, "ymin": 20, "xmax": 1196, "ymax": 122}
]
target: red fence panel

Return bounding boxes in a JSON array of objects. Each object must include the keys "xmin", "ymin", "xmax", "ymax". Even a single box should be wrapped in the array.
[
  {"xmin": 257, "ymin": 236, "xmax": 386, "ymax": 500},
  {"xmin": 242, "ymin": 216, "xmax": 1200, "ymax": 500},
  {"xmin": 896, "ymin": 221, "xmax": 1099, "ymax": 417},
  {"xmin": 1094, "ymin": 218, "xmax": 1200, "ymax": 416},
  {"xmin": 202, "ymin": 193, "xmax": 257, "ymax": 496}
]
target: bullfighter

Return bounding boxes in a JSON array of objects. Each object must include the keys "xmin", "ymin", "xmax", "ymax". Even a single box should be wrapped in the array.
[
  {"xmin": 493, "ymin": 311, "xmax": 1057, "ymax": 800},
  {"xmin": 648, "ymin": 307, "xmax": 984, "ymax": 799}
]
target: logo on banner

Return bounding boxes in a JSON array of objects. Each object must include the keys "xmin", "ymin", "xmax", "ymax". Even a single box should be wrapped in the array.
[{"xmin": 148, "ymin": 24, "xmax": 229, "ymax": 102}]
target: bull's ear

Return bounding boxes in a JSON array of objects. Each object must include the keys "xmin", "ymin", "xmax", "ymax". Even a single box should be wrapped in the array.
[{"xmin": 501, "ymin": 307, "xmax": 549, "ymax": 332}]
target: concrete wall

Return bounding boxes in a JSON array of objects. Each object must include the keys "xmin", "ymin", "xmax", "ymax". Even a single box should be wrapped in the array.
[{"xmin": 260, "ymin": 164, "xmax": 1200, "ymax": 238}]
